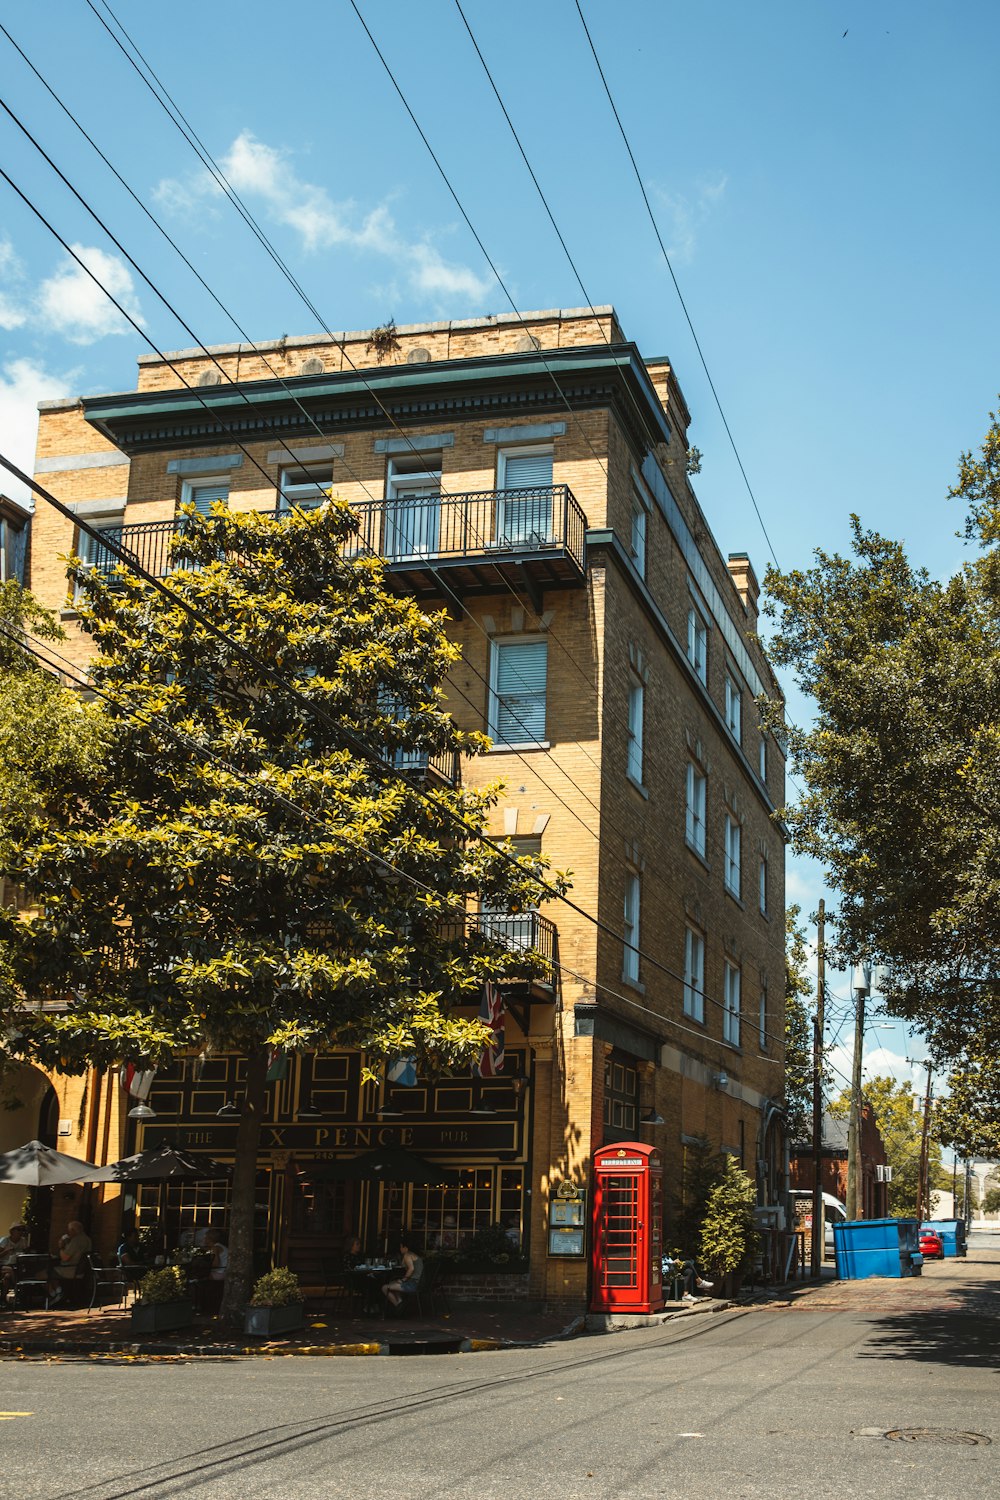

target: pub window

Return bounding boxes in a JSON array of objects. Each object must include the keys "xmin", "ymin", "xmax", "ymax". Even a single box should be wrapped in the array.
[{"xmin": 603, "ymin": 1052, "xmax": 638, "ymax": 1141}]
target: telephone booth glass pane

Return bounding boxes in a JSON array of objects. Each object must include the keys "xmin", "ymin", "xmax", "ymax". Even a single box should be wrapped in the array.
[{"xmin": 602, "ymin": 1175, "xmax": 639, "ymax": 1288}]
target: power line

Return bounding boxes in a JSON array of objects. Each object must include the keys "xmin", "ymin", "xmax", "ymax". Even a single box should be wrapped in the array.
[{"xmin": 573, "ymin": 0, "xmax": 780, "ymax": 571}]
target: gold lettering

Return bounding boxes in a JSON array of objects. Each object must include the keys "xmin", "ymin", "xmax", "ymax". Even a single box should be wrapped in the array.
[
  {"xmin": 354, "ymin": 1127, "xmax": 372, "ymax": 1147},
  {"xmin": 400, "ymin": 1127, "xmax": 414, "ymax": 1146},
  {"xmin": 314, "ymin": 1128, "xmax": 331, "ymax": 1146},
  {"xmin": 334, "ymin": 1127, "xmax": 348, "ymax": 1146},
  {"xmin": 268, "ymin": 1129, "xmax": 285, "ymax": 1147}
]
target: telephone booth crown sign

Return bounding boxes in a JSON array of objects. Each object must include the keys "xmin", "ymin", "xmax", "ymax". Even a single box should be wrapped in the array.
[{"xmin": 590, "ymin": 1141, "xmax": 664, "ymax": 1314}]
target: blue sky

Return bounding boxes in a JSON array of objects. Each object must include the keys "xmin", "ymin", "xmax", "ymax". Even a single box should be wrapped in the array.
[{"xmin": 3, "ymin": 0, "xmax": 997, "ymax": 1095}]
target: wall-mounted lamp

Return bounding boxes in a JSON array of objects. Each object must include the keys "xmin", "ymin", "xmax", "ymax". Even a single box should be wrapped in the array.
[
  {"xmin": 216, "ymin": 1099, "xmax": 242, "ymax": 1119},
  {"xmin": 713, "ymin": 1071, "xmax": 729, "ymax": 1091},
  {"xmin": 128, "ymin": 1101, "xmax": 157, "ymax": 1120},
  {"xmin": 296, "ymin": 1096, "xmax": 322, "ymax": 1120},
  {"xmin": 471, "ymin": 1100, "xmax": 498, "ymax": 1116},
  {"xmin": 640, "ymin": 1108, "xmax": 664, "ymax": 1126}
]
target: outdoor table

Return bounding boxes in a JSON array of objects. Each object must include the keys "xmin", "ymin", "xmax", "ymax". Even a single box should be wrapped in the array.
[
  {"xmin": 350, "ymin": 1263, "xmax": 403, "ymax": 1315},
  {"xmin": 12, "ymin": 1253, "xmax": 51, "ymax": 1310}
]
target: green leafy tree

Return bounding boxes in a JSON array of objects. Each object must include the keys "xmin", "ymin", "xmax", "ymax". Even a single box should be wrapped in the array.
[
  {"xmin": 829, "ymin": 1076, "xmax": 941, "ymax": 1219},
  {"xmin": 763, "ymin": 406, "xmax": 1000, "ymax": 1153},
  {"xmin": 982, "ymin": 1185, "xmax": 1000, "ymax": 1216},
  {"xmin": 784, "ymin": 906, "xmax": 813, "ymax": 1141},
  {"xmin": 699, "ymin": 1156, "xmax": 759, "ymax": 1281},
  {"xmin": 670, "ymin": 1135, "xmax": 724, "ymax": 1257},
  {"xmin": 0, "ymin": 502, "xmax": 561, "ymax": 1321}
]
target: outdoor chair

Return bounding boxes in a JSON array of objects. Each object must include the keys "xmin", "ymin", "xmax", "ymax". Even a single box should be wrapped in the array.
[
  {"xmin": 88, "ymin": 1261, "xmax": 128, "ymax": 1314},
  {"xmin": 415, "ymin": 1258, "xmax": 450, "ymax": 1318},
  {"xmin": 55, "ymin": 1253, "xmax": 94, "ymax": 1310},
  {"xmin": 11, "ymin": 1254, "xmax": 50, "ymax": 1311}
]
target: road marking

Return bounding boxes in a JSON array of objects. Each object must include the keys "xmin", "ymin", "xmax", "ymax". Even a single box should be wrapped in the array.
[{"xmin": 0, "ymin": 1412, "xmax": 33, "ymax": 1420}]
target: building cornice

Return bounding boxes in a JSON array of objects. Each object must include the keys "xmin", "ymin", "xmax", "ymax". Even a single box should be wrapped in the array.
[{"xmin": 80, "ymin": 344, "xmax": 671, "ymax": 458}]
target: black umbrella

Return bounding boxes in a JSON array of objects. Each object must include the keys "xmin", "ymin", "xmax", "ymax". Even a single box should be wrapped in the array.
[
  {"xmin": 85, "ymin": 1143, "xmax": 231, "ymax": 1183},
  {"xmin": 310, "ymin": 1147, "xmax": 460, "ymax": 1185},
  {"xmin": 0, "ymin": 1139, "xmax": 100, "ymax": 1185}
]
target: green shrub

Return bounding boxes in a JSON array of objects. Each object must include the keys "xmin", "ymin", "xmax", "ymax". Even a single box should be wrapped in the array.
[
  {"xmin": 699, "ymin": 1156, "xmax": 759, "ymax": 1278},
  {"xmin": 249, "ymin": 1267, "xmax": 303, "ymax": 1308},
  {"xmin": 136, "ymin": 1265, "xmax": 188, "ymax": 1305}
]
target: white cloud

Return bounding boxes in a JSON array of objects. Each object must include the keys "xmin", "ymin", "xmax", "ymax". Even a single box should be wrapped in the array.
[
  {"xmin": 652, "ymin": 174, "xmax": 728, "ymax": 264},
  {"xmin": 0, "ymin": 237, "xmax": 28, "ymax": 331},
  {"xmin": 0, "ymin": 357, "xmax": 79, "ymax": 505},
  {"xmin": 36, "ymin": 245, "xmax": 144, "ymax": 346},
  {"xmin": 156, "ymin": 131, "xmax": 493, "ymax": 305}
]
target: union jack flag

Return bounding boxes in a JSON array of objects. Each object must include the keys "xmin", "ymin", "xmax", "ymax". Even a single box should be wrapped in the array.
[{"xmin": 475, "ymin": 982, "xmax": 504, "ymax": 1077}]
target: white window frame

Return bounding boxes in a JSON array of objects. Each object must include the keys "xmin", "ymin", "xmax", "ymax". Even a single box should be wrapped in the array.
[
  {"xmin": 74, "ymin": 517, "xmax": 125, "ymax": 600},
  {"xmin": 495, "ymin": 445, "xmax": 554, "ymax": 546},
  {"xmin": 687, "ymin": 607, "xmax": 708, "ymax": 684},
  {"xmin": 758, "ymin": 854, "xmax": 768, "ymax": 916},
  {"xmin": 724, "ymin": 815, "xmax": 741, "ymax": 898},
  {"xmin": 623, "ymin": 870, "xmax": 641, "ymax": 984},
  {"xmin": 488, "ymin": 635, "xmax": 548, "ymax": 748},
  {"xmin": 686, "ymin": 764, "xmax": 707, "ymax": 857},
  {"xmin": 758, "ymin": 733, "xmax": 768, "ymax": 783},
  {"xmin": 725, "ymin": 673, "xmax": 742, "ymax": 741},
  {"xmin": 626, "ymin": 673, "xmax": 644, "ymax": 785},
  {"xmin": 278, "ymin": 462, "xmax": 333, "ymax": 512},
  {"xmin": 180, "ymin": 476, "xmax": 231, "ymax": 516},
  {"xmin": 385, "ymin": 453, "xmax": 442, "ymax": 558},
  {"xmin": 629, "ymin": 483, "xmax": 648, "ymax": 577},
  {"xmin": 723, "ymin": 962, "xmax": 741, "ymax": 1047},
  {"xmin": 683, "ymin": 927, "xmax": 705, "ymax": 1023}
]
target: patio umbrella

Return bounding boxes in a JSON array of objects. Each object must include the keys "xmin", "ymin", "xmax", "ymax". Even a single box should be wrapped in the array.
[
  {"xmin": 310, "ymin": 1147, "xmax": 461, "ymax": 1185},
  {"xmin": 0, "ymin": 1139, "xmax": 100, "ymax": 1185},
  {"xmin": 84, "ymin": 1143, "xmax": 231, "ymax": 1183}
]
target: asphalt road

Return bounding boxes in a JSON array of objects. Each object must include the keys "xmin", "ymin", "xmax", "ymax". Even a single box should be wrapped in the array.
[{"xmin": 4, "ymin": 1235, "xmax": 998, "ymax": 1500}]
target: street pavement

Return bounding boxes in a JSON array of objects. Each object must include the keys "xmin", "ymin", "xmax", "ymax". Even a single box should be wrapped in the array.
[{"xmin": 3, "ymin": 1232, "xmax": 998, "ymax": 1500}]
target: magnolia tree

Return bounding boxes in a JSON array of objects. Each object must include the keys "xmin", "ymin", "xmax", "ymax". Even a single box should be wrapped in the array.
[{"xmin": 0, "ymin": 501, "xmax": 560, "ymax": 1321}]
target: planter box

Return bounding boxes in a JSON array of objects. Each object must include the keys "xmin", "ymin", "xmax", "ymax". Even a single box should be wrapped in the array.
[
  {"xmin": 244, "ymin": 1302, "xmax": 306, "ymax": 1338},
  {"xmin": 130, "ymin": 1299, "xmax": 195, "ymax": 1334}
]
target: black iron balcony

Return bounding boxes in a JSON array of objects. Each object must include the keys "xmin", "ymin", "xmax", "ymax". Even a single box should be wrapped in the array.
[
  {"xmin": 475, "ymin": 908, "xmax": 556, "ymax": 988},
  {"xmin": 391, "ymin": 746, "xmax": 460, "ymax": 787},
  {"xmin": 81, "ymin": 484, "xmax": 588, "ymax": 596}
]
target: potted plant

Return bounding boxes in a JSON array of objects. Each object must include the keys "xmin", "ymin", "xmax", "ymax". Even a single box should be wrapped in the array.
[
  {"xmin": 699, "ymin": 1156, "xmax": 760, "ymax": 1298},
  {"xmin": 244, "ymin": 1267, "xmax": 305, "ymax": 1338},
  {"xmin": 130, "ymin": 1264, "xmax": 194, "ymax": 1333}
]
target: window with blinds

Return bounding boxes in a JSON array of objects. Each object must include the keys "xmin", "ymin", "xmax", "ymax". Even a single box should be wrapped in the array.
[
  {"xmin": 489, "ymin": 638, "xmax": 548, "ymax": 746},
  {"xmin": 184, "ymin": 481, "xmax": 230, "ymax": 517},
  {"xmin": 278, "ymin": 464, "xmax": 333, "ymax": 511},
  {"xmin": 385, "ymin": 453, "xmax": 441, "ymax": 557},
  {"xmin": 496, "ymin": 448, "xmax": 554, "ymax": 545}
]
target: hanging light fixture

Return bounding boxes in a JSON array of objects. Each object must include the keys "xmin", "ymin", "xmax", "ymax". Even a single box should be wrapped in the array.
[
  {"xmin": 296, "ymin": 1096, "xmax": 322, "ymax": 1120},
  {"xmin": 640, "ymin": 1108, "xmax": 664, "ymax": 1126},
  {"xmin": 128, "ymin": 1101, "xmax": 157, "ymax": 1120},
  {"xmin": 216, "ymin": 1099, "xmax": 242, "ymax": 1119}
]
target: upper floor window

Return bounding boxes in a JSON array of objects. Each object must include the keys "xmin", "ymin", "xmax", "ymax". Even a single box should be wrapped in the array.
[
  {"xmin": 279, "ymin": 463, "xmax": 333, "ymax": 512},
  {"xmin": 629, "ymin": 484, "xmax": 648, "ymax": 577},
  {"xmin": 0, "ymin": 514, "xmax": 28, "ymax": 585},
  {"xmin": 627, "ymin": 674, "xmax": 644, "ymax": 784},
  {"xmin": 725, "ymin": 674, "xmax": 742, "ymax": 741},
  {"xmin": 182, "ymin": 479, "xmax": 230, "ymax": 517},
  {"xmin": 385, "ymin": 453, "xmax": 442, "ymax": 558},
  {"xmin": 623, "ymin": 870, "xmax": 641, "ymax": 984},
  {"xmin": 687, "ymin": 607, "xmax": 707, "ymax": 684},
  {"xmin": 724, "ymin": 815, "xmax": 742, "ymax": 897},
  {"xmin": 759, "ymin": 854, "xmax": 768, "ymax": 916},
  {"xmin": 683, "ymin": 927, "xmax": 705, "ymax": 1023},
  {"xmin": 758, "ymin": 733, "xmax": 768, "ymax": 783},
  {"xmin": 723, "ymin": 961, "xmax": 741, "ymax": 1047},
  {"xmin": 74, "ymin": 520, "xmax": 122, "ymax": 599},
  {"xmin": 488, "ymin": 638, "xmax": 547, "ymax": 746},
  {"xmin": 759, "ymin": 987, "xmax": 769, "ymax": 1050},
  {"xmin": 496, "ymin": 448, "xmax": 554, "ymax": 546},
  {"xmin": 686, "ymin": 764, "xmax": 707, "ymax": 857},
  {"xmin": 604, "ymin": 1052, "xmax": 638, "ymax": 1140}
]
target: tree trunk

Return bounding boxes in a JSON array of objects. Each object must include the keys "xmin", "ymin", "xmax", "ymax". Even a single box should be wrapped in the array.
[{"xmin": 220, "ymin": 1046, "xmax": 269, "ymax": 1326}]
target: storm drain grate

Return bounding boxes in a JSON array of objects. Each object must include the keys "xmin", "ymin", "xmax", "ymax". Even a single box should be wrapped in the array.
[{"xmin": 885, "ymin": 1428, "xmax": 991, "ymax": 1446}]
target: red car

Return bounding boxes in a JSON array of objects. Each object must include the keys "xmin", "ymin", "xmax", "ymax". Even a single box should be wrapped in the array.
[{"xmin": 919, "ymin": 1230, "xmax": 944, "ymax": 1259}]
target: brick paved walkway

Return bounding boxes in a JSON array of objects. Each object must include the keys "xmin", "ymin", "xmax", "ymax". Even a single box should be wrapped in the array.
[{"xmin": 750, "ymin": 1236, "xmax": 1000, "ymax": 1318}]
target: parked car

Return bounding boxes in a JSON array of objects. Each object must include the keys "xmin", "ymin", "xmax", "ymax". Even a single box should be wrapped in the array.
[{"xmin": 919, "ymin": 1229, "xmax": 944, "ymax": 1259}]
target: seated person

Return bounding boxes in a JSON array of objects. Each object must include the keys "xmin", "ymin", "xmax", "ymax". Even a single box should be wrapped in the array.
[
  {"xmin": 381, "ymin": 1237, "xmax": 423, "ymax": 1313},
  {"xmin": 0, "ymin": 1223, "xmax": 30, "ymax": 1299},
  {"xmin": 661, "ymin": 1254, "xmax": 714, "ymax": 1300},
  {"xmin": 341, "ymin": 1235, "xmax": 364, "ymax": 1270},
  {"xmin": 204, "ymin": 1229, "xmax": 228, "ymax": 1281},
  {"xmin": 117, "ymin": 1227, "xmax": 145, "ymax": 1280},
  {"xmin": 48, "ymin": 1220, "xmax": 92, "ymax": 1304}
]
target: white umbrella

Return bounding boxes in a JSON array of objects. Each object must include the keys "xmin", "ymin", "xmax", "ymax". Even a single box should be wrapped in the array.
[{"xmin": 0, "ymin": 1139, "xmax": 100, "ymax": 1185}]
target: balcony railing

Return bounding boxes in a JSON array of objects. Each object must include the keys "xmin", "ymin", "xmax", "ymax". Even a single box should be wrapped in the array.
[
  {"xmin": 83, "ymin": 484, "xmax": 587, "ymax": 586},
  {"xmin": 473, "ymin": 908, "xmax": 556, "ymax": 987},
  {"xmin": 391, "ymin": 746, "xmax": 460, "ymax": 786}
]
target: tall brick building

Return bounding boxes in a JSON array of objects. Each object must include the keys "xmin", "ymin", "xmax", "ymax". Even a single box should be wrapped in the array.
[{"xmin": 20, "ymin": 307, "xmax": 786, "ymax": 1306}]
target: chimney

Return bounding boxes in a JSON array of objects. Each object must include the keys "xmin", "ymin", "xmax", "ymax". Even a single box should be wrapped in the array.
[{"xmin": 727, "ymin": 553, "xmax": 760, "ymax": 628}]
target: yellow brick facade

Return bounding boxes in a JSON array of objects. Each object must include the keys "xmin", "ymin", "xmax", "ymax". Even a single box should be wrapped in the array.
[{"xmin": 25, "ymin": 307, "xmax": 787, "ymax": 1308}]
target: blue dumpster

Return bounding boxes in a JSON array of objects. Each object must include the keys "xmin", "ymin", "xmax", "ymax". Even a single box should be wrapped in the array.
[
  {"xmin": 833, "ymin": 1217, "xmax": 923, "ymax": 1280},
  {"xmin": 922, "ymin": 1220, "xmax": 967, "ymax": 1258}
]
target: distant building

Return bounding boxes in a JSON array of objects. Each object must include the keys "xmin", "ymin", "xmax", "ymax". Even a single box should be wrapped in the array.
[
  {"xmin": 789, "ymin": 1105, "xmax": 889, "ymax": 1219},
  {"xmin": 16, "ymin": 308, "xmax": 787, "ymax": 1304},
  {"xmin": 0, "ymin": 494, "xmax": 30, "ymax": 585}
]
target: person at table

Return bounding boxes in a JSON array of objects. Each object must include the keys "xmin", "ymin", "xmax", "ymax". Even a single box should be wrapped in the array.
[
  {"xmin": 204, "ymin": 1229, "xmax": 228, "ymax": 1282},
  {"xmin": 381, "ymin": 1237, "xmax": 423, "ymax": 1312},
  {"xmin": 341, "ymin": 1235, "xmax": 364, "ymax": 1270},
  {"xmin": 0, "ymin": 1223, "xmax": 29, "ymax": 1299},
  {"xmin": 117, "ymin": 1227, "xmax": 145, "ymax": 1278},
  {"xmin": 48, "ymin": 1220, "xmax": 92, "ymax": 1305}
]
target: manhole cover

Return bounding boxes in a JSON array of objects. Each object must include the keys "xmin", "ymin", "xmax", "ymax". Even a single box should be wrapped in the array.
[{"xmin": 885, "ymin": 1428, "xmax": 991, "ymax": 1446}]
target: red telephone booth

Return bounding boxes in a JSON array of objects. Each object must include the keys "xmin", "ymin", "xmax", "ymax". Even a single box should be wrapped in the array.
[{"xmin": 590, "ymin": 1142, "xmax": 664, "ymax": 1314}]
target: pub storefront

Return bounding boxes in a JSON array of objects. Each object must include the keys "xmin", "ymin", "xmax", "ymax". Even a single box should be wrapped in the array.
[{"xmin": 130, "ymin": 1045, "xmax": 532, "ymax": 1276}]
